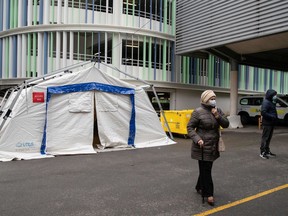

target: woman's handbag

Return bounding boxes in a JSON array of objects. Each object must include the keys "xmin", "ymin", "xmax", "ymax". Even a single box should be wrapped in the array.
[{"xmin": 218, "ymin": 130, "xmax": 225, "ymax": 152}]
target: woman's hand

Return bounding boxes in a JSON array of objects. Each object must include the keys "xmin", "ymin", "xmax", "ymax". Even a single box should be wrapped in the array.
[
  {"xmin": 198, "ymin": 139, "xmax": 204, "ymax": 148},
  {"xmin": 211, "ymin": 108, "xmax": 219, "ymax": 119}
]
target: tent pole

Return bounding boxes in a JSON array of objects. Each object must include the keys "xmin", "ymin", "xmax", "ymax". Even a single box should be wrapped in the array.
[
  {"xmin": 0, "ymin": 83, "xmax": 25, "ymax": 132},
  {"xmin": 151, "ymin": 85, "xmax": 174, "ymax": 140},
  {"xmin": 101, "ymin": 62, "xmax": 151, "ymax": 85},
  {"xmin": 101, "ymin": 62, "xmax": 174, "ymax": 140},
  {"xmin": 26, "ymin": 60, "xmax": 94, "ymax": 86},
  {"xmin": 0, "ymin": 87, "xmax": 15, "ymax": 116}
]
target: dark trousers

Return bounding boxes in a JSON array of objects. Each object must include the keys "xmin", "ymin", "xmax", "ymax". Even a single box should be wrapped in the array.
[
  {"xmin": 196, "ymin": 160, "xmax": 214, "ymax": 197},
  {"xmin": 260, "ymin": 126, "xmax": 274, "ymax": 153}
]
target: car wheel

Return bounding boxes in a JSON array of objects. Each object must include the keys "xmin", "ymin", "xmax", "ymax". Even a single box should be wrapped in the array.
[{"xmin": 240, "ymin": 113, "xmax": 250, "ymax": 125}]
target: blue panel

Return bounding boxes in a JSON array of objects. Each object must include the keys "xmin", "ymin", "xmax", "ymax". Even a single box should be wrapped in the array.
[
  {"xmin": 170, "ymin": 41, "xmax": 175, "ymax": 82},
  {"xmin": 39, "ymin": 0, "xmax": 44, "ymax": 24},
  {"xmin": 12, "ymin": 36, "xmax": 17, "ymax": 77},
  {"xmin": 264, "ymin": 69, "xmax": 268, "ymax": 90},
  {"xmin": 41, "ymin": 82, "xmax": 136, "ymax": 154},
  {"xmin": 0, "ymin": 39, "xmax": 2, "ymax": 78},
  {"xmin": 128, "ymin": 94, "xmax": 136, "ymax": 145},
  {"xmin": 245, "ymin": 65, "xmax": 249, "ymax": 90},
  {"xmin": 0, "ymin": 0, "xmax": 3, "ymax": 31},
  {"xmin": 254, "ymin": 67, "xmax": 258, "ymax": 91},
  {"xmin": 269, "ymin": 69, "xmax": 273, "ymax": 89},
  {"xmin": 43, "ymin": 32, "xmax": 48, "ymax": 74},
  {"xmin": 6, "ymin": 0, "xmax": 10, "ymax": 29},
  {"xmin": 23, "ymin": 0, "xmax": 28, "ymax": 26}
]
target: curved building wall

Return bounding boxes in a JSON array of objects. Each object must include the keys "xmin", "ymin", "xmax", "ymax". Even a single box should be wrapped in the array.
[
  {"xmin": 0, "ymin": 0, "xmax": 287, "ymax": 112},
  {"xmin": 0, "ymin": 0, "xmax": 176, "ymax": 82}
]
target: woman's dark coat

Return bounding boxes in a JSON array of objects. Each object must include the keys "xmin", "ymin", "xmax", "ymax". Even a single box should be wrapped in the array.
[{"xmin": 187, "ymin": 104, "xmax": 229, "ymax": 161}]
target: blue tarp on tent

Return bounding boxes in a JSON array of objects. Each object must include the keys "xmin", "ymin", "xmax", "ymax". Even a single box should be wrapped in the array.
[{"xmin": 41, "ymin": 82, "xmax": 135, "ymax": 154}]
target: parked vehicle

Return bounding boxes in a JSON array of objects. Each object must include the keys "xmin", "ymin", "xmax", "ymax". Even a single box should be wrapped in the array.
[{"xmin": 237, "ymin": 95, "xmax": 288, "ymax": 125}]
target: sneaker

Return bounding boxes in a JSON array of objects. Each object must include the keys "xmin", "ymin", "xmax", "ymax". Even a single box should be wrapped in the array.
[
  {"xmin": 260, "ymin": 152, "xmax": 269, "ymax": 159},
  {"xmin": 266, "ymin": 151, "xmax": 276, "ymax": 157}
]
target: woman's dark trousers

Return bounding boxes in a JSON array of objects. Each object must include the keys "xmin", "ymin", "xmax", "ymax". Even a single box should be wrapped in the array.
[{"xmin": 196, "ymin": 160, "xmax": 214, "ymax": 197}]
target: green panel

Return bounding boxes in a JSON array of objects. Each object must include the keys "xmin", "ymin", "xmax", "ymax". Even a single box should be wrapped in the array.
[
  {"xmin": 284, "ymin": 73, "xmax": 288, "ymax": 93},
  {"xmin": 162, "ymin": 40, "xmax": 167, "ymax": 81},
  {"xmin": 49, "ymin": 32, "xmax": 54, "ymax": 73},
  {"xmin": 10, "ymin": 0, "xmax": 14, "ymax": 28},
  {"xmin": 186, "ymin": 57, "xmax": 190, "ymax": 84},
  {"xmin": 15, "ymin": 0, "xmax": 18, "ymax": 27},
  {"xmin": 142, "ymin": 36, "xmax": 147, "ymax": 79},
  {"xmin": 5, "ymin": 38, "xmax": 9, "ymax": 78},
  {"xmin": 27, "ymin": 34, "xmax": 31, "ymax": 77},
  {"xmin": 33, "ymin": 0, "xmax": 37, "ymax": 25},
  {"xmin": 148, "ymin": 37, "xmax": 152, "ymax": 80},
  {"xmin": 240, "ymin": 65, "xmax": 245, "ymax": 90},
  {"xmin": 249, "ymin": 66, "xmax": 254, "ymax": 91},
  {"xmin": 276, "ymin": 71, "xmax": 281, "ymax": 93},
  {"xmin": 196, "ymin": 58, "xmax": 200, "ymax": 84},
  {"xmin": 208, "ymin": 55, "xmax": 214, "ymax": 86},
  {"xmin": 172, "ymin": 0, "xmax": 176, "ymax": 35},
  {"xmin": 77, "ymin": 32, "xmax": 80, "ymax": 61},
  {"xmin": 33, "ymin": 33, "xmax": 37, "ymax": 77},
  {"xmin": 163, "ymin": 0, "xmax": 167, "ymax": 33},
  {"xmin": 182, "ymin": 57, "xmax": 187, "ymax": 83},
  {"xmin": 226, "ymin": 62, "xmax": 230, "ymax": 88},
  {"xmin": 258, "ymin": 68, "xmax": 263, "ymax": 91}
]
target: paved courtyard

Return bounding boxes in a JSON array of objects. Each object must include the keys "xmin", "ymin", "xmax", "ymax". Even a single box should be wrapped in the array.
[{"xmin": 0, "ymin": 125, "xmax": 287, "ymax": 216}]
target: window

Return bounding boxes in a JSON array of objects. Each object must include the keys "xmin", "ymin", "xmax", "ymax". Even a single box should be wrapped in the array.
[{"xmin": 123, "ymin": 0, "xmax": 172, "ymax": 25}]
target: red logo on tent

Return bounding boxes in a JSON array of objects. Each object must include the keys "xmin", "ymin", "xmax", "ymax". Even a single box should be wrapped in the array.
[{"xmin": 33, "ymin": 92, "xmax": 45, "ymax": 103}]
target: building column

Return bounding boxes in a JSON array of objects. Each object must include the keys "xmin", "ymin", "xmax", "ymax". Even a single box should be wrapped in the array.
[{"xmin": 228, "ymin": 59, "xmax": 243, "ymax": 128}]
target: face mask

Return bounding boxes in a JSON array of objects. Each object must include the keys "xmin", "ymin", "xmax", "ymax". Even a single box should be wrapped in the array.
[
  {"xmin": 208, "ymin": 99, "xmax": 216, "ymax": 107},
  {"xmin": 272, "ymin": 95, "xmax": 277, "ymax": 104}
]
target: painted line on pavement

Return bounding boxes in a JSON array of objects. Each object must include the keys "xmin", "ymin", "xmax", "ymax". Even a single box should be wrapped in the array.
[{"xmin": 194, "ymin": 184, "xmax": 288, "ymax": 216}]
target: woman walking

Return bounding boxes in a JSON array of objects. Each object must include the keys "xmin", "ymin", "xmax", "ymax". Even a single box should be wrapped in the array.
[{"xmin": 187, "ymin": 90, "xmax": 229, "ymax": 206}]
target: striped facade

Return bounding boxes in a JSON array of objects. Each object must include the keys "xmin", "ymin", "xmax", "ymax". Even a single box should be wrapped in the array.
[
  {"xmin": 180, "ymin": 57, "xmax": 288, "ymax": 94},
  {"xmin": 0, "ymin": 0, "xmax": 287, "ymax": 96},
  {"xmin": 0, "ymin": 0, "xmax": 176, "ymax": 82},
  {"xmin": 176, "ymin": 0, "xmax": 288, "ymax": 94}
]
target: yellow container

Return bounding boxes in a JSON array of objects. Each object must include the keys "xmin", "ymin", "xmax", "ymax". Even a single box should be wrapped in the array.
[{"xmin": 160, "ymin": 110, "xmax": 194, "ymax": 135}]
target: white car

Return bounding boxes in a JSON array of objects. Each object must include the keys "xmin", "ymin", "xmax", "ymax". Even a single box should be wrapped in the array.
[{"xmin": 237, "ymin": 95, "xmax": 288, "ymax": 125}]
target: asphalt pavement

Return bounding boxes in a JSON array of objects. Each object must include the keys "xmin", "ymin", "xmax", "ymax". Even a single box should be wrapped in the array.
[{"xmin": 0, "ymin": 125, "xmax": 287, "ymax": 216}]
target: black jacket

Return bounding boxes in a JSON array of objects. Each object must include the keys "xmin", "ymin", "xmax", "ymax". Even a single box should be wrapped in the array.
[
  {"xmin": 187, "ymin": 104, "xmax": 229, "ymax": 162},
  {"xmin": 261, "ymin": 89, "xmax": 278, "ymax": 126}
]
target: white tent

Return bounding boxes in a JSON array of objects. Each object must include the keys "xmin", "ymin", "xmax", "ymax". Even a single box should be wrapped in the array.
[{"xmin": 0, "ymin": 66, "xmax": 175, "ymax": 161}]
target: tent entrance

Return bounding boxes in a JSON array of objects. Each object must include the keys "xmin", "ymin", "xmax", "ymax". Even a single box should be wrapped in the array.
[{"xmin": 92, "ymin": 97, "xmax": 101, "ymax": 149}]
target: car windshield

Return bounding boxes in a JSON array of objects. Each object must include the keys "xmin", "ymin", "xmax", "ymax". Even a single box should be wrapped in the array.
[{"xmin": 277, "ymin": 97, "xmax": 288, "ymax": 107}]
